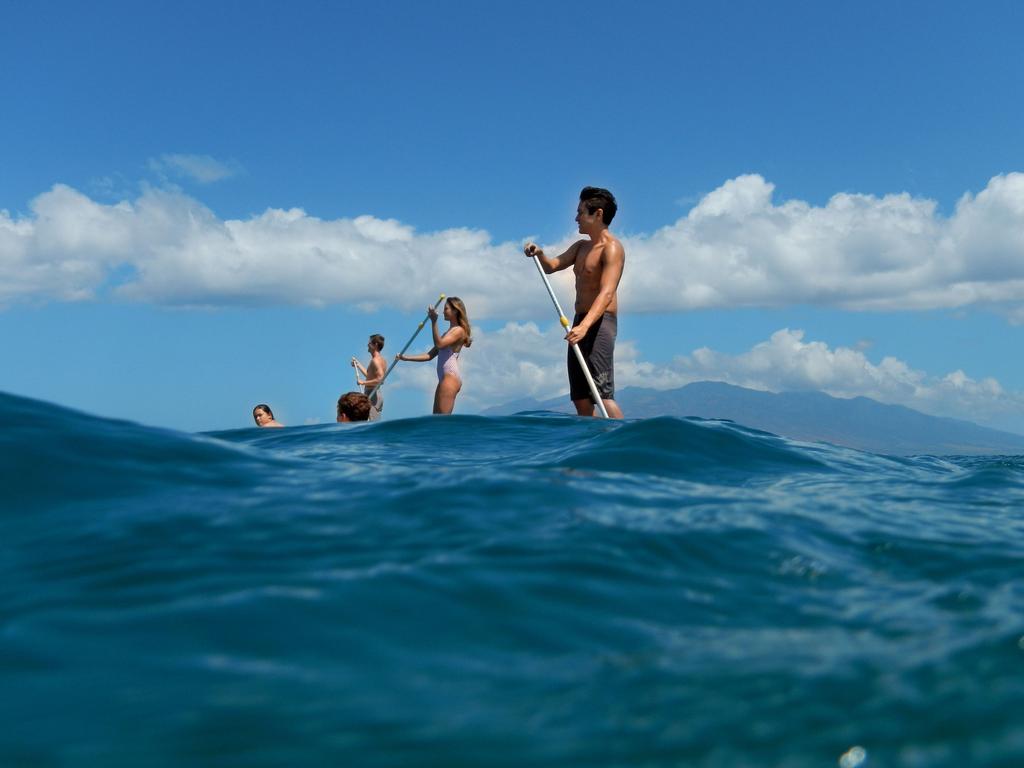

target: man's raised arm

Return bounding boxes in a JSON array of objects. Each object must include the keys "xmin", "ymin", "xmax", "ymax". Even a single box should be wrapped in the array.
[{"xmin": 524, "ymin": 241, "xmax": 580, "ymax": 273}]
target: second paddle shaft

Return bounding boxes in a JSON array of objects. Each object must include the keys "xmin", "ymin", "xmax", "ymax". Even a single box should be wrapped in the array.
[{"xmin": 366, "ymin": 294, "xmax": 446, "ymax": 400}]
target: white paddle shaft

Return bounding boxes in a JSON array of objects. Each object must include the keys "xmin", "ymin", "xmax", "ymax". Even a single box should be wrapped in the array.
[
  {"xmin": 531, "ymin": 255, "xmax": 609, "ymax": 418},
  {"xmin": 367, "ymin": 294, "xmax": 446, "ymax": 400}
]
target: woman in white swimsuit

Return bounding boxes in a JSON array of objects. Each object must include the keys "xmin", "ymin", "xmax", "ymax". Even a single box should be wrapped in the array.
[{"xmin": 395, "ymin": 296, "xmax": 472, "ymax": 415}]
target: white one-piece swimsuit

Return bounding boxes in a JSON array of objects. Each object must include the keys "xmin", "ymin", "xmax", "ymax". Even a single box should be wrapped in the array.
[{"xmin": 436, "ymin": 347, "xmax": 462, "ymax": 381}]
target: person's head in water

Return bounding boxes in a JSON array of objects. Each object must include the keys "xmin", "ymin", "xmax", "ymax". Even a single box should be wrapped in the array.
[
  {"xmin": 253, "ymin": 404, "xmax": 282, "ymax": 428},
  {"xmin": 443, "ymin": 297, "xmax": 473, "ymax": 348},
  {"xmin": 578, "ymin": 186, "xmax": 617, "ymax": 227},
  {"xmin": 367, "ymin": 333, "xmax": 385, "ymax": 353},
  {"xmin": 337, "ymin": 392, "xmax": 372, "ymax": 422}
]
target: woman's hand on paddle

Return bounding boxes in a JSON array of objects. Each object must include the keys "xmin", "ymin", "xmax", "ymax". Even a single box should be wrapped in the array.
[{"xmin": 427, "ymin": 306, "xmax": 439, "ymax": 322}]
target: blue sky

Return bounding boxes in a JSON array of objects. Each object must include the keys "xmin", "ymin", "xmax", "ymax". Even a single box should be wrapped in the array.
[{"xmin": 2, "ymin": 1, "xmax": 1024, "ymax": 432}]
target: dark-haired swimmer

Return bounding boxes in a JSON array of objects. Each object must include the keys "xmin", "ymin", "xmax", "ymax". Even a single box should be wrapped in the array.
[
  {"xmin": 253, "ymin": 404, "xmax": 284, "ymax": 428},
  {"xmin": 394, "ymin": 297, "xmax": 472, "ymax": 415},
  {"xmin": 351, "ymin": 333, "xmax": 386, "ymax": 414},
  {"xmin": 524, "ymin": 186, "xmax": 625, "ymax": 418},
  {"xmin": 336, "ymin": 391, "xmax": 373, "ymax": 422}
]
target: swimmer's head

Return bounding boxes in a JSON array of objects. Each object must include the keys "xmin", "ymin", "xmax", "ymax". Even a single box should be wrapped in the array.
[
  {"xmin": 337, "ymin": 392, "xmax": 372, "ymax": 422},
  {"xmin": 253, "ymin": 404, "xmax": 274, "ymax": 426}
]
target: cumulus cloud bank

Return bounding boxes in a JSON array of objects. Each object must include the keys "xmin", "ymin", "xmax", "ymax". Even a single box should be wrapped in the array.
[
  {"xmin": 405, "ymin": 323, "xmax": 1024, "ymax": 430},
  {"xmin": 0, "ymin": 184, "xmax": 545, "ymax": 314},
  {"xmin": 2, "ymin": 172, "xmax": 1024, "ymax": 315},
  {"xmin": 629, "ymin": 173, "xmax": 1024, "ymax": 313}
]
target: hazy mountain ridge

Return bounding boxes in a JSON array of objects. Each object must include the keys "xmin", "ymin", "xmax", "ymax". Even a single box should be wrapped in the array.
[{"xmin": 481, "ymin": 381, "xmax": 1024, "ymax": 456}]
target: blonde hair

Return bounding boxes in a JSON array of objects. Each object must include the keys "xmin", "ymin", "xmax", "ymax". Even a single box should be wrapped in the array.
[{"xmin": 446, "ymin": 296, "xmax": 472, "ymax": 349}]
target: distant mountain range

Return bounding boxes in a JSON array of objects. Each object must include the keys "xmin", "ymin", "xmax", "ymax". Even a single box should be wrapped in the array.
[{"xmin": 481, "ymin": 381, "xmax": 1024, "ymax": 456}]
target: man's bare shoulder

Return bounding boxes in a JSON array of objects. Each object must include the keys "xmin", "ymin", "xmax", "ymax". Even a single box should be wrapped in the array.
[
  {"xmin": 601, "ymin": 233, "xmax": 625, "ymax": 258},
  {"xmin": 560, "ymin": 239, "xmax": 588, "ymax": 266},
  {"xmin": 568, "ymin": 239, "xmax": 589, "ymax": 255}
]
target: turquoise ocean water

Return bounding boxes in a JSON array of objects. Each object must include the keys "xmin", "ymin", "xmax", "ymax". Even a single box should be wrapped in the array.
[{"xmin": 3, "ymin": 390, "xmax": 1024, "ymax": 767}]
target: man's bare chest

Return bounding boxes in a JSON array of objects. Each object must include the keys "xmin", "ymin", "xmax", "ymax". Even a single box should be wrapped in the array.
[{"xmin": 573, "ymin": 244, "xmax": 604, "ymax": 278}]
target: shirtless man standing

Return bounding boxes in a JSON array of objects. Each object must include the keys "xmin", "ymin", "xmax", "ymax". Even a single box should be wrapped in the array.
[
  {"xmin": 524, "ymin": 186, "xmax": 625, "ymax": 418},
  {"xmin": 351, "ymin": 333, "xmax": 387, "ymax": 414}
]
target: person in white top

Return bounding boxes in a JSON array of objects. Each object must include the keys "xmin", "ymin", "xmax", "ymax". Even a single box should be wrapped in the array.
[{"xmin": 395, "ymin": 296, "xmax": 472, "ymax": 415}]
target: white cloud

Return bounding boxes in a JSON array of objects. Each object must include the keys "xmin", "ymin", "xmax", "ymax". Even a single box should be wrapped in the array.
[
  {"xmin": 148, "ymin": 154, "xmax": 241, "ymax": 184},
  {"xmin": 625, "ymin": 172, "xmax": 1024, "ymax": 315},
  {"xmin": 0, "ymin": 184, "xmax": 562, "ymax": 314},
  {"xmin": 3, "ymin": 173, "xmax": 1024, "ymax": 316},
  {"xmin": 0, "ymin": 186, "xmax": 136, "ymax": 303}
]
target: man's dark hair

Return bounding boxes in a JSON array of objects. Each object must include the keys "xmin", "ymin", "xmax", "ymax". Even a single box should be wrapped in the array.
[
  {"xmin": 580, "ymin": 186, "xmax": 617, "ymax": 225},
  {"xmin": 337, "ymin": 391, "xmax": 372, "ymax": 422},
  {"xmin": 369, "ymin": 334, "xmax": 385, "ymax": 352}
]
